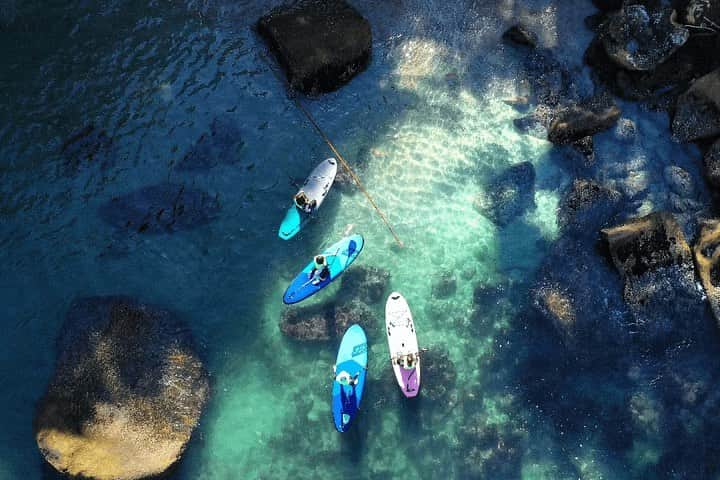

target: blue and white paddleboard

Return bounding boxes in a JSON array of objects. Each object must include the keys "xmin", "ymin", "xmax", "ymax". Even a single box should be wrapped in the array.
[
  {"xmin": 282, "ymin": 234, "xmax": 364, "ymax": 305},
  {"xmin": 278, "ymin": 158, "xmax": 338, "ymax": 240},
  {"xmin": 332, "ymin": 324, "xmax": 368, "ymax": 432}
]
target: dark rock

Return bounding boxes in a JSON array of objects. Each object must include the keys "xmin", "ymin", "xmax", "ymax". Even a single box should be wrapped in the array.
[
  {"xmin": 693, "ymin": 219, "xmax": 720, "ymax": 326},
  {"xmin": 571, "ymin": 136, "xmax": 596, "ymax": 166},
  {"xmin": 420, "ymin": 347, "xmax": 457, "ymax": 404},
  {"xmin": 177, "ymin": 117, "xmax": 245, "ymax": 171},
  {"xmin": 522, "ymin": 49, "xmax": 577, "ymax": 106},
  {"xmin": 473, "ymin": 282, "xmax": 507, "ymax": 306},
  {"xmin": 280, "ymin": 298, "xmax": 376, "ymax": 341},
  {"xmin": 340, "ymin": 265, "xmax": 390, "ymax": 304},
  {"xmin": 558, "ymin": 179, "xmax": 623, "ymax": 235},
  {"xmin": 98, "ymin": 183, "xmax": 220, "ymax": 234},
  {"xmin": 533, "ymin": 237, "xmax": 630, "ymax": 354},
  {"xmin": 672, "ymin": 68, "xmax": 720, "ymax": 142},
  {"xmin": 664, "ymin": 165, "xmax": 695, "ymax": 197},
  {"xmin": 34, "ymin": 296, "xmax": 209, "ymax": 480},
  {"xmin": 257, "ymin": 0, "xmax": 371, "ymax": 94},
  {"xmin": 615, "ymin": 117, "xmax": 638, "ymax": 141},
  {"xmin": 601, "ymin": 211, "xmax": 693, "ymax": 279},
  {"xmin": 60, "ymin": 125, "xmax": 114, "ymax": 173},
  {"xmin": 502, "ymin": 24, "xmax": 537, "ymax": 48},
  {"xmin": 280, "ymin": 303, "xmax": 332, "ymax": 341},
  {"xmin": 474, "ymin": 162, "xmax": 536, "ymax": 226},
  {"xmin": 585, "ymin": 12, "xmax": 608, "ymax": 32},
  {"xmin": 592, "ymin": 0, "xmax": 623, "ymax": 12},
  {"xmin": 431, "ymin": 271, "xmax": 457, "ymax": 298},
  {"xmin": 600, "ymin": 5, "xmax": 689, "ymax": 72},
  {"xmin": 547, "ymin": 96, "xmax": 621, "ymax": 144},
  {"xmin": 703, "ymin": 139, "xmax": 720, "ymax": 188},
  {"xmin": 602, "ymin": 212, "xmax": 707, "ymax": 345}
]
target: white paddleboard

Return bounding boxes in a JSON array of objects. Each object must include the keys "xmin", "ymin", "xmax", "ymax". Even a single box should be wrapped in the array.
[
  {"xmin": 300, "ymin": 157, "xmax": 337, "ymax": 208},
  {"xmin": 385, "ymin": 292, "xmax": 421, "ymax": 397}
]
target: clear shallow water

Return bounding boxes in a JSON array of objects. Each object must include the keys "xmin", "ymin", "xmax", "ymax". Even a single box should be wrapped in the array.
[{"xmin": 0, "ymin": 0, "xmax": 713, "ymax": 479}]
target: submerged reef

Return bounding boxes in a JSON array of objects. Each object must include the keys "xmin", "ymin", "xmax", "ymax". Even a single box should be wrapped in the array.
[
  {"xmin": 34, "ymin": 296, "xmax": 209, "ymax": 480},
  {"xmin": 176, "ymin": 116, "xmax": 246, "ymax": 171}
]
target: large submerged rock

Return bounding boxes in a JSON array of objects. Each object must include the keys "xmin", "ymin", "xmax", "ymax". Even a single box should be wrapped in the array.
[
  {"xmin": 98, "ymin": 183, "xmax": 220, "ymax": 234},
  {"xmin": 34, "ymin": 296, "xmax": 209, "ymax": 480},
  {"xmin": 601, "ymin": 212, "xmax": 708, "ymax": 345},
  {"xmin": 257, "ymin": 0, "xmax": 371, "ymax": 94},
  {"xmin": 672, "ymin": 68, "xmax": 720, "ymax": 142},
  {"xmin": 474, "ymin": 162, "xmax": 536, "ymax": 226},
  {"xmin": 600, "ymin": 5, "xmax": 689, "ymax": 72},
  {"xmin": 279, "ymin": 298, "xmax": 376, "ymax": 341},
  {"xmin": 558, "ymin": 179, "xmax": 623, "ymax": 235},
  {"xmin": 339, "ymin": 265, "xmax": 390, "ymax": 304},
  {"xmin": 177, "ymin": 117, "xmax": 246, "ymax": 171},
  {"xmin": 61, "ymin": 125, "xmax": 115, "ymax": 174},
  {"xmin": 704, "ymin": 139, "xmax": 720, "ymax": 188}
]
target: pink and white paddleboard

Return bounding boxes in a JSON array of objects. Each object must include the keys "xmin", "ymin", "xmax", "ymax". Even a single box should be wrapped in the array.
[{"xmin": 385, "ymin": 292, "xmax": 421, "ymax": 398}]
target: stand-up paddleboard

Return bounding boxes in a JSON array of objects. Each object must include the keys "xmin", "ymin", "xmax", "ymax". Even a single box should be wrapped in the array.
[
  {"xmin": 385, "ymin": 292, "xmax": 421, "ymax": 398},
  {"xmin": 282, "ymin": 234, "xmax": 364, "ymax": 305},
  {"xmin": 332, "ymin": 324, "xmax": 368, "ymax": 432},
  {"xmin": 279, "ymin": 158, "xmax": 338, "ymax": 240}
]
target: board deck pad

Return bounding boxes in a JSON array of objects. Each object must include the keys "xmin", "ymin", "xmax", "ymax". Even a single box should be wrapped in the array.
[
  {"xmin": 332, "ymin": 324, "xmax": 368, "ymax": 432},
  {"xmin": 278, "ymin": 158, "xmax": 337, "ymax": 240},
  {"xmin": 385, "ymin": 292, "xmax": 421, "ymax": 397},
  {"xmin": 282, "ymin": 234, "xmax": 364, "ymax": 304}
]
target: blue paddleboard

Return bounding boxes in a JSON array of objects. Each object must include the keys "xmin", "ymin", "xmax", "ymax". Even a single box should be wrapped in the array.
[
  {"xmin": 332, "ymin": 324, "xmax": 368, "ymax": 432},
  {"xmin": 282, "ymin": 234, "xmax": 364, "ymax": 305}
]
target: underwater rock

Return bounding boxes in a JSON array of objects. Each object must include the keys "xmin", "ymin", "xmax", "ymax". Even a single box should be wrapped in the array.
[
  {"xmin": 533, "ymin": 236, "xmax": 630, "ymax": 355},
  {"xmin": 602, "ymin": 212, "xmax": 707, "ymax": 345},
  {"xmin": 280, "ymin": 299, "xmax": 376, "ymax": 341},
  {"xmin": 521, "ymin": 49, "xmax": 576, "ymax": 106},
  {"xmin": 474, "ymin": 161, "xmax": 536, "ymax": 227},
  {"xmin": 664, "ymin": 165, "xmax": 695, "ymax": 197},
  {"xmin": 693, "ymin": 219, "xmax": 720, "ymax": 326},
  {"xmin": 431, "ymin": 271, "xmax": 457, "ymax": 299},
  {"xmin": 502, "ymin": 24, "xmax": 537, "ymax": 48},
  {"xmin": 672, "ymin": 68, "xmax": 720, "ymax": 142},
  {"xmin": 34, "ymin": 296, "xmax": 209, "ymax": 480},
  {"xmin": 420, "ymin": 347, "xmax": 457, "ymax": 404},
  {"xmin": 340, "ymin": 265, "xmax": 390, "ymax": 304},
  {"xmin": 257, "ymin": 0, "xmax": 371, "ymax": 94},
  {"xmin": 60, "ymin": 125, "xmax": 115, "ymax": 173},
  {"xmin": 615, "ymin": 117, "xmax": 638, "ymax": 142},
  {"xmin": 558, "ymin": 179, "xmax": 623, "ymax": 235},
  {"xmin": 457, "ymin": 395, "xmax": 528, "ymax": 479},
  {"xmin": 280, "ymin": 303, "xmax": 332, "ymax": 341},
  {"xmin": 600, "ymin": 5, "xmax": 689, "ymax": 72},
  {"xmin": 547, "ymin": 95, "xmax": 621, "ymax": 144},
  {"xmin": 571, "ymin": 135, "xmax": 596, "ymax": 166},
  {"xmin": 585, "ymin": 12, "xmax": 608, "ymax": 32},
  {"xmin": 601, "ymin": 211, "xmax": 693, "ymax": 280},
  {"xmin": 176, "ymin": 117, "xmax": 245, "ymax": 171},
  {"xmin": 592, "ymin": 0, "xmax": 623, "ymax": 12},
  {"xmin": 98, "ymin": 183, "xmax": 220, "ymax": 234},
  {"xmin": 704, "ymin": 139, "xmax": 720, "ymax": 188}
]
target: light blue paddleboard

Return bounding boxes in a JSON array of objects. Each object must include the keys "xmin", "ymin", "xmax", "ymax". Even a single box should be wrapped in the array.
[
  {"xmin": 282, "ymin": 234, "xmax": 364, "ymax": 305},
  {"xmin": 332, "ymin": 324, "xmax": 368, "ymax": 432},
  {"xmin": 279, "ymin": 158, "xmax": 337, "ymax": 240}
]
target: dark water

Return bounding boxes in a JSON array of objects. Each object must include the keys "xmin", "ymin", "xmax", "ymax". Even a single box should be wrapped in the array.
[{"xmin": 1, "ymin": 0, "xmax": 718, "ymax": 478}]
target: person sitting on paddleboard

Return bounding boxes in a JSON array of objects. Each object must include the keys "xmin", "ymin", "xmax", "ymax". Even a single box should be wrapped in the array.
[
  {"xmin": 309, "ymin": 254, "xmax": 330, "ymax": 285},
  {"xmin": 294, "ymin": 191, "xmax": 317, "ymax": 214},
  {"xmin": 334, "ymin": 369, "xmax": 360, "ymax": 386}
]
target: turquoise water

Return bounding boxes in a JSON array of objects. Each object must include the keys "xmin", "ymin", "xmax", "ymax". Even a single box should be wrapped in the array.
[{"xmin": 0, "ymin": 0, "xmax": 715, "ymax": 478}]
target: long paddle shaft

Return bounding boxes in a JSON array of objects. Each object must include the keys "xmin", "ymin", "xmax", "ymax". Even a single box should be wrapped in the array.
[{"xmin": 258, "ymin": 50, "xmax": 404, "ymax": 248}]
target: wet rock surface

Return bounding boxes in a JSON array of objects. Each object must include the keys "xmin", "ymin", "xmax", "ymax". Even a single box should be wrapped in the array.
[
  {"xmin": 704, "ymin": 139, "xmax": 720, "ymax": 188},
  {"xmin": 672, "ymin": 68, "xmax": 720, "ymax": 142},
  {"xmin": 547, "ymin": 95, "xmax": 621, "ymax": 144},
  {"xmin": 474, "ymin": 162, "xmax": 536, "ymax": 226},
  {"xmin": 98, "ymin": 183, "xmax": 220, "ymax": 234},
  {"xmin": 34, "ymin": 296, "xmax": 209, "ymax": 480},
  {"xmin": 600, "ymin": 5, "xmax": 689, "ymax": 72},
  {"xmin": 257, "ymin": 0, "xmax": 371, "ymax": 94},
  {"xmin": 502, "ymin": 24, "xmax": 537, "ymax": 48},
  {"xmin": 558, "ymin": 179, "xmax": 623, "ymax": 235},
  {"xmin": 279, "ymin": 298, "xmax": 376, "ymax": 341},
  {"xmin": 602, "ymin": 212, "xmax": 708, "ymax": 345}
]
